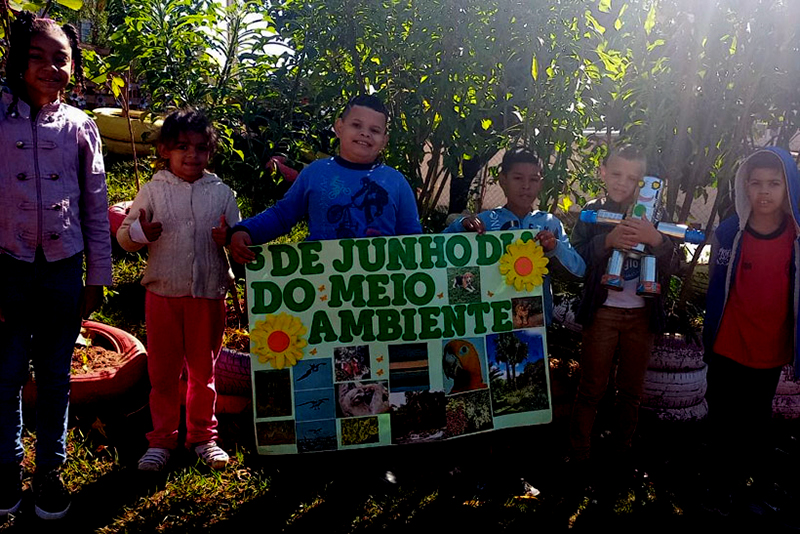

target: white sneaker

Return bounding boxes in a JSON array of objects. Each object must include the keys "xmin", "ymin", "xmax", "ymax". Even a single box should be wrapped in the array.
[
  {"xmin": 194, "ymin": 441, "xmax": 229, "ymax": 470},
  {"xmin": 138, "ymin": 448, "xmax": 171, "ymax": 472}
]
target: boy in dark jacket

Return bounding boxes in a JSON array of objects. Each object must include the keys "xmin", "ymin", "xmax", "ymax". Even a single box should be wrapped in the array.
[
  {"xmin": 702, "ymin": 147, "xmax": 800, "ymax": 514},
  {"xmin": 569, "ymin": 145, "xmax": 679, "ymax": 466}
]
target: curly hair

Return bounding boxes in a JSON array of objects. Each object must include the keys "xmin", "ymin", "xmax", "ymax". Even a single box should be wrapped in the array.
[{"xmin": 6, "ymin": 11, "xmax": 84, "ymax": 99}]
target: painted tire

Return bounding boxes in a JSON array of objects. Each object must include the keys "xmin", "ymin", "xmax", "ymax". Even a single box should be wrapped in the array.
[
  {"xmin": 216, "ymin": 394, "xmax": 252, "ymax": 414},
  {"xmin": 649, "ymin": 334, "xmax": 705, "ymax": 371},
  {"xmin": 23, "ymin": 321, "xmax": 147, "ymax": 406},
  {"xmin": 642, "ymin": 365, "xmax": 707, "ymax": 409},
  {"xmin": 215, "ymin": 348, "xmax": 252, "ymax": 396},
  {"xmin": 773, "ymin": 394, "xmax": 800, "ymax": 420},
  {"xmin": 775, "ymin": 365, "xmax": 800, "ymax": 396},
  {"xmin": 109, "ymin": 201, "xmax": 134, "ymax": 238},
  {"xmin": 642, "ymin": 398, "xmax": 708, "ymax": 422},
  {"xmin": 690, "ymin": 263, "xmax": 709, "ymax": 307},
  {"xmin": 93, "ymin": 108, "xmax": 163, "ymax": 143},
  {"xmin": 178, "ymin": 369, "xmax": 252, "ymax": 415},
  {"xmin": 102, "ymin": 137, "xmax": 157, "ymax": 156},
  {"xmin": 552, "ymin": 297, "xmax": 582, "ymax": 333}
]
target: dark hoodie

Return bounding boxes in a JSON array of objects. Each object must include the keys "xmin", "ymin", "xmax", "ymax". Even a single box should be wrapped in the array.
[
  {"xmin": 571, "ymin": 196, "xmax": 680, "ymax": 333},
  {"xmin": 703, "ymin": 147, "xmax": 800, "ymax": 377}
]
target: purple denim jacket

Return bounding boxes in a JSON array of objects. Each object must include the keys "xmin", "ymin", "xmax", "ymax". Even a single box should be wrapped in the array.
[{"xmin": 0, "ymin": 93, "xmax": 112, "ymax": 285}]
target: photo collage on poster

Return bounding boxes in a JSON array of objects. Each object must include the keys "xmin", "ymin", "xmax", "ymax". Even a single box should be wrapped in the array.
[{"xmin": 250, "ymin": 231, "xmax": 553, "ymax": 455}]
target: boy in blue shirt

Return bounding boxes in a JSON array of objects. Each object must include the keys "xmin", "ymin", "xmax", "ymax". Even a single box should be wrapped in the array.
[
  {"xmin": 228, "ymin": 95, "xmax": 421, "ymax": 261},
  {"xmin": 443, "ymin": 148, "xmax": 585, "ymax": 322}
]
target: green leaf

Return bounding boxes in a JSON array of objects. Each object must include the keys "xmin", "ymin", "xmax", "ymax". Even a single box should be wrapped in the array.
[
  {"xmin": 598, "ymin": 0, "xmax": 612, "ymax": 13},
  {"xmin": 21, "ymin": 2, "xmax": 46, "ymax": 11},
  {"xmin": 728, "ymin": 34, "xmax": 737, "ymax": 56},
  {"xmin": 585, "ymin": 11, "xmax": 605, "ymax": 34},
  {"xmin": 531, "ymin": 54, "xmax": 539, "ymax": 81},
  {"xmin": 110, "ymin": 76, "xmax": 125, "ymax": 98},
  {"xmin": 644, "ymin": 4, "xmax": 656, "ymax": 35},
  {"xmin": 481, "ymin": 118, "xmax": 492, "ymax": 130},
  {"xmin": 57, "ymin": 0, "xmax": 83, "ymax": 9}
]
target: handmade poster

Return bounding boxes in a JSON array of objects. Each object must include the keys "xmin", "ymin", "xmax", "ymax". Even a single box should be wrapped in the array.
[{"xmin": 246, "ymin": 230, "xmax": 552, "ymax": 455}]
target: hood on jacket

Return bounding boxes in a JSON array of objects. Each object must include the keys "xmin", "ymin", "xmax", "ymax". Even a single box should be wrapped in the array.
[{"xmin": 734, "ymin": 147, "xmax": 800, "ymax": 234}]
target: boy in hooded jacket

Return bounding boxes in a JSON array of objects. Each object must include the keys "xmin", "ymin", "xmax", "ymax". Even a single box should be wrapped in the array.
[{"xmin": 703, "ymin": 147, "xmax": 800, "ymax": 509}]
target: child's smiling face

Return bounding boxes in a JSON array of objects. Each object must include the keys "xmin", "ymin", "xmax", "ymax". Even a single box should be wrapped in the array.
[
  {"xmin": 159, "ymin": 132, "xmax": 212, "ymax": 183},
  {"xmin": 24, "ymin": 29, "xmax": 72, "ymax": 108},
  {"xmin": 334, "ymin": 105, "xmax": 388, "ymax": 164}
]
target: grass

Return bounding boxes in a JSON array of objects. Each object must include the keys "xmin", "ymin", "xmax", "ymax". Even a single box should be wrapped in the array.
[
  {"xmin": 2, "ymin": 399, "xmax": 799, "ymax": 532},
  {"xmin": 76, "ymin": 162, "xmax": 796, "ymax": 532}
]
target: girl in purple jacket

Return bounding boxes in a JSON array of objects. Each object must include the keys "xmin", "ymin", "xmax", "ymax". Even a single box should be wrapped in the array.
[{"xmin": 0, "ymin": 13, "xmax": 111, "ymax": 520}]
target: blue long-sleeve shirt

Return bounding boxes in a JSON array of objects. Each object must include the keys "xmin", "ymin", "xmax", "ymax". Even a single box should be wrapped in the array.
[
  {"xmin": 443, "ymin": 207, "xmax": 585, "ymax": 323},
  {"xmin": 236, "ymin": 156, "xmax": 422, "ymax": 242}
]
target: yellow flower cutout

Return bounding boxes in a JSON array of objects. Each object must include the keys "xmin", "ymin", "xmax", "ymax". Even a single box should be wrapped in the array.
[
  {"xmin": 498, "ymin": 239, "xmax": 549, "ymax": 291},
  {"xmin": 251, "ymin": 313, "xmax": 308, "ymax": 369}
]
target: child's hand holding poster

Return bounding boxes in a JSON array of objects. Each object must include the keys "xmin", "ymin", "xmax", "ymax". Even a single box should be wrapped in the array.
[{"xmin": 246, "ymin": 230, "xmax": 552, "ymax": 454}]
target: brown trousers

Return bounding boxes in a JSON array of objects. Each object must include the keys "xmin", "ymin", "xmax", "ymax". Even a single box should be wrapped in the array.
[{"xmin": 570, "ymin": 306, "xmax": 654, "ymax": 459}]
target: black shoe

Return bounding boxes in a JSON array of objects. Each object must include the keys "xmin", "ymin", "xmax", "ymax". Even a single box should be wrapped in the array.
[
  {"xmin": 0, "ymin": 464, "xmax": 22, "ymax": 516},
  {"xmin": 34, "ymin": 469, "xmax": 70, "ymax": 520}
]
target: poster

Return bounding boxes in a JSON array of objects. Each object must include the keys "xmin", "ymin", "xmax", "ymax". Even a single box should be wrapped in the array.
[{"xmin": 245, "ymin": 230, "xmax": 552, "ymax": 455}]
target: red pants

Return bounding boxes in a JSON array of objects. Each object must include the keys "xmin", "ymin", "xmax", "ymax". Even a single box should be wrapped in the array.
[{"xmin": 145, "ymin": 291, "xmax": 225, "ymax": 449}]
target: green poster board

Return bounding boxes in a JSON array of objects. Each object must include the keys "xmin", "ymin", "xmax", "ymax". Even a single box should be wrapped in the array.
[{"xmin": 245, "ymin": 230, "xmax": 552, "ymax": 455}]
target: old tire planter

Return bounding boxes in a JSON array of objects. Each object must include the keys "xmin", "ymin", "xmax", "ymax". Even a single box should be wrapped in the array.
[
  {"xmin": 642, "ymin": 398, "xmax": 708, "ymax": 423},
  {"xmin": 552, "ymin": 296, "xmax": 582, "ymax": 333},
  {"xmin": 93, "ymin": 108, "xmax": 163, "ymax": 156},
  {"xmin": 775, "ymin": 365, "xmax": 800, "ymax": 396},
  {"xmin": 642, "ymin": 366, "xmax": 708, "ymax": 409},
  {"xmin": 215, "ymin": 348, "xmax": 252, "ymax": 396},
  {"xmin": 109, "ymin": 201, "xmax": 134, "ymax": 239},
  {"xmin": 649, "ymin": 335, "xmax": 705, "ymax": 371},
  {"xmin": 102, "ymin": 137, "xmax": 156, "ymax": 157},
  {"xmin": 773, "ymin": 394, "xmax": 800, "ymax": 419},
  {"xmin": 773, "ymin": 365, "xmax": 800, "ymax": 419},
  {"xmin": 177, "ymin": 348, "xmax": 252, "ymax": 414},
  {"xmin": 23, "ymin": 321, "xmax": 147, "ymax": 407}
]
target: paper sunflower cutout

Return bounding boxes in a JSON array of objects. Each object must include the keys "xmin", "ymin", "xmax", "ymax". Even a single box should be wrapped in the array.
[
  {"xmin": 251, "ymin": 313, "xmax": 308, "ymax": 369},
  {"xmin": 498, "ymin": 239, "xmax": 549, "ymax": 291}
]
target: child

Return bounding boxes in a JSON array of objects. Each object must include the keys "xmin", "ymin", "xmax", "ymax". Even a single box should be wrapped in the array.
[
  {"xmin": 0, "ymin": 13, "xmax": 112, "ymax": 519},
  {"xmin": 569, "ymin": 145, "xmax": 678, "ymax": 466},
  {"xmin": 117, "ymin": 109, "xmax": 240, "ymax": 472},
  {"xmin": 442, "ymin": 148, "xmax": 585, "ymax": 322},
  {"xmin": 702, "ymin": 148, "xmax": 800, "ymax": 511},
  {"xmin": 227, "ymin": 94, "xmax": 421, "ymax": 263}
]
